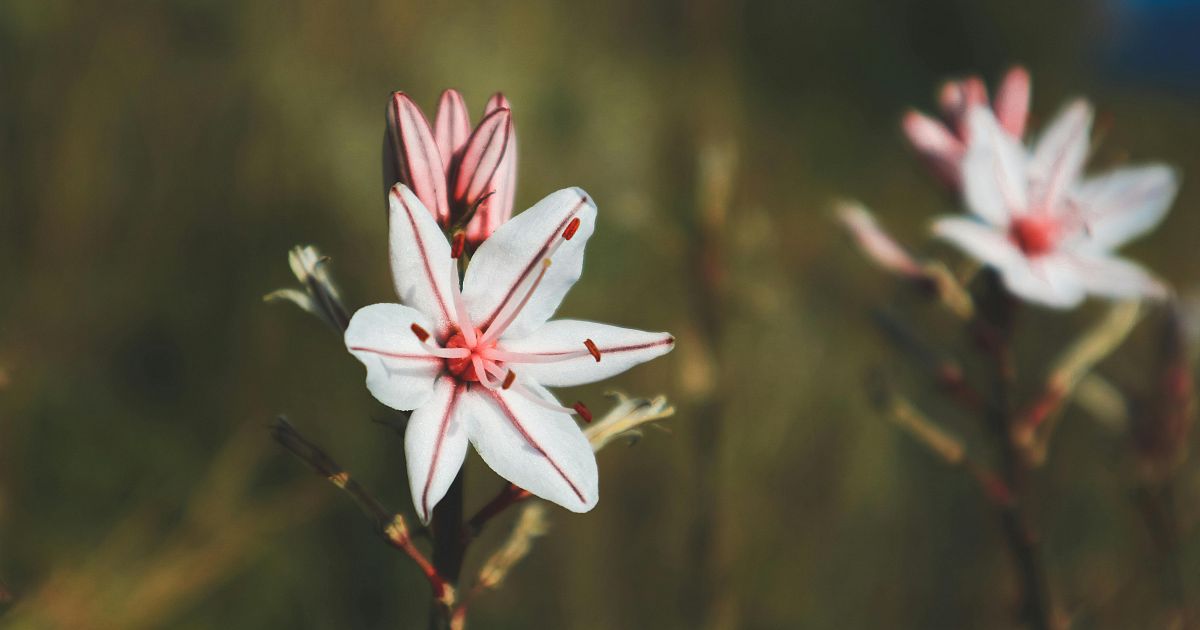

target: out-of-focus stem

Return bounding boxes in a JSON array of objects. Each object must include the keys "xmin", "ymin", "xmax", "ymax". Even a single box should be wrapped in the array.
[
  {"xmin": 975, "ymin": 277, "xmax": 1053, "ymax": 630},
  {"xmin": 428, "ymin": 470, "xmax": 466, "ymax": 630}
]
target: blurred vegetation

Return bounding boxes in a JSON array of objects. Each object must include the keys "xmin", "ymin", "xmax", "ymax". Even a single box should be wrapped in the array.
[{"xmin": 1, "ymin": 0, "xmax": 1199, "ymax": 628}]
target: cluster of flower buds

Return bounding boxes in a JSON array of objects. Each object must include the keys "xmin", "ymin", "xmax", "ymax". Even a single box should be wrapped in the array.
[
  {"xmin": 902, "ymin": 66, "xmax": 1030, "ymax": 189},
  {"xmin": 384, "ymin": 90, "xmax": 517, "ymax": 253}
]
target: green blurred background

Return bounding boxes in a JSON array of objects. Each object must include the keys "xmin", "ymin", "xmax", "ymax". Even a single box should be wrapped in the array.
[{"xmin": 2, "ymin": 0, "xmax": 1199, "ymax": 627}]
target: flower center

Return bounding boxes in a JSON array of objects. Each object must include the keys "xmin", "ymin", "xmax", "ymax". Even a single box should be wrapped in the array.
[
  {"xmin": 1009, "ymin": 215, "xmax": 1059, "ymax": 257},
  {"xmin": 444, "ymin": 329, "xmax": 492, "ymax": 382}
]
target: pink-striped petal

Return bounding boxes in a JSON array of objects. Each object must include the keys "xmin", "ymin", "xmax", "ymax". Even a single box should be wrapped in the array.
[
  {"xmin": 500, "ymin": 320, "xmax": 675, "ymax": 387},
  {"xmin": 1074, "ymin": 164, "xmax": 1179, "ymax": 252},
  {"xmin": 405, "ymin": 376, "xmax": 470, "ymax": 524},
  {"xmin": 433, "ymin": 89, "xmax": 471, "ymax": 177},
  {"xmin": 1066, "ymin": 251, "xmax": 1168, "ymax": 301},
  {"xmin": 462, "ymin": 188, "xmax": 597, "ymax": 341},
  {"xmin": 993, "ymin": 66, "xmax": 1031, "ymax": 138},
  {"xmin": 466, "ymin": 93, "xmax": 518, "ymax": 244},
  {"xmin": 461, "ymin": 383, "xmax": 598, "ymax": 512},
  {"xmin": 451, "ymin": 107, "xmax": 512, "ymax": 218},
  {"xmin": 1002, "ymin": 253, "xmax": 1087, "ymax": 309},
  {"xmin": 388, "ymin": 184, "xmax": 456, "ymax": 338},
  {"xmin": 1028, "ymin": 99, "xmax": 1093, "ymax": 211},
  {"xmin": 962, "ymin": 107, "xmax": 1029, "ymax": 225},
  {"xmin": 902, "ymin": 110, "xmax": 966, "ymax": 186},
  {"xmin": 344, "ymin": 303, "xmax": 442, "ymax": 411},
  {"xmin": 386, "ymin": 92, "xmax": 450, "ymax": 224},
  {"xmin": 932, "ymin": 216, "xmax": 1024, "ymax": 269}
]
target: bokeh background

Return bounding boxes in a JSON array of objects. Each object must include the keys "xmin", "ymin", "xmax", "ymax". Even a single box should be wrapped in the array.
[{"xmin": 3, "ymin": 0, "xmax": 1200, "ymax": 628}]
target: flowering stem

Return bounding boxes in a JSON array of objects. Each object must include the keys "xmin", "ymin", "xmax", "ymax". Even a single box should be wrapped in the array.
[
  {"xmin": 465, "ymin": 482, "xmax": 531, "ymax": 542},
  {"xmin": 269, "ymin": 418, "xmax": 455, "ymax": 611},
  {"xmin": 428, "ymin": 470, "xmax": 466, "ymax": 630},
  {"xmin": 975, "ymin": 276, "xmax": 1053, "ymax": 630},
  {"xmin": 1134, "ymin": 480, "xmax": 1191, "ymax": 627}
]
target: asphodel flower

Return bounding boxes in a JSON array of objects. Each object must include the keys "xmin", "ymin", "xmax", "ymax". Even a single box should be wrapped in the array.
[
  {"xmin": 345, "ymin": 184, "xmax": 674, "ymax": 521},
  {"xmin": 384, "ymin": 90, "xmax": 518, "ymax": 250},
  {"xmin": 903, "ymin": 66, "xmax": 1030, "ymax": 187},
  {"xmin": 933, "ymin": 101, "xmax": 1178, "ymax": 308}
]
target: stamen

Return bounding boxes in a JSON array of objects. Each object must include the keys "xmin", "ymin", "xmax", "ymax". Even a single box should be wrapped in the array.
[
  {"xmin": 418, "ymin": 344, "xmax": 471, "ymax": 360},
  {"xmin": 474, "ymin": 356, "xmax": 499, "ymax": 388},
  {"xmin": 502, "ymin": 370, "xmax": 516, "ymax": 390},
  {"xmin": 573, "ymin": 402, "xmax": 593, "ymax": 423},
  {"xmin": 562, "ymin": 217, "xmax": 581, "ymax": 240},
  {"xmin": 477, "ymin": 258, "xmax": 552, "ymax": 346},
  {"xmin": 450, "ymin": 231, "xmax": 466, "ymax": 259},
  {"xmin": 504, "ymin": 381, "xmax": 583, "ymax": 417},
  {"xmin": 448, "ymin": 258, "xmax": 477, "ymax": 346},
  {"xmin": 480, "ymin": 347, "xmax": 592, "ymax": 364},
  {"xmin": 584, "ymin": 339, "xmax": 601, "ymax": 362},
  {"xmin": 411, "ymin": 323, "xmax": 430, "ymax": 342}
]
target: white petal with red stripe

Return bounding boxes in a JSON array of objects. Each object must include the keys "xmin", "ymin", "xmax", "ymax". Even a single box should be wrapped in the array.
[
  {"xmin": 463, "ymin": 188, "xmax": 597, "ymax": 340},
  {"xmin": 461, "ymin": 382, "xmax": 598, "ymax": 513},
  {"xmin": 405, "ymin": 376, "xmax": 470, "ymax": 524},
  {"xmin": 344, "ymin": 303, "xmax": 442, "ymax": 411},
  {"xmin": 388, "ymin": 184, "xmax": 456, "ymax": 338},
  {"xmin": 499, "ymin": 320, "xmax": 675, "ymax": 387},
  {"xmin": 1027, "ymin": 99, "xmax": 1093, "ymax": 210},
  {"xmin": 1074, "ymin": 164, "xmax": 1179, "ymax": 252},
  {"xmin": 386, "ymin": 93, "xmax": 450, "ymax": 223},
  {"xmin": 433, "ymin": 89, "xmax": 471, "ymax": 175},
  {"xmin": 962, "ymin": 107, "xmax": 1029, "ymax": 225}
]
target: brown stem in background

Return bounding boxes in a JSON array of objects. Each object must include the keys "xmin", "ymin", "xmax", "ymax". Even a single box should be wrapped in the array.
[
  {"xmin": 1134, "ymin": 481, "xmax": 1190, "ymax": 628},
  {"xmin": 974, "ymin": 273, "xmax": 1053, "ymax": 630}
]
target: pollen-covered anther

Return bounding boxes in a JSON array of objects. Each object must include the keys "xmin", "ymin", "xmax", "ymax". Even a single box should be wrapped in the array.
[
  {"xmin": 502, "ymin": 370, "xmax": 516, "ymax": 390},
  {"xmin": 562, "ymin": 217, "xmax": 581, "ymax": 240},
  {"xmin": 411, "ymin": 323, "xmax": 431, "ymax": 342},
  {"xmin": 450, "ymin": 231, "xmax": 466, "ymax": 259},
  {"xmin": 573, "ymin": 401, "xmax": 593, "ymax": 423},
  {"xmin": 584, "ymin": 339, "xmax": 601, "ymax": 362}
]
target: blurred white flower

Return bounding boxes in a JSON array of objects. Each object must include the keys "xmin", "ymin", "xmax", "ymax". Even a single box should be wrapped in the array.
[
  {"xmin": 345, "ymin": 184, "xmax": 674, "ymax": 522},
  {"xmin": 934, "ymin": 102, "xmax": 1178, "ymax": 309}
]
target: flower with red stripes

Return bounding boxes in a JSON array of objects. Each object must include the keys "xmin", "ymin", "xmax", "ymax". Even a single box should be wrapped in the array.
[
  {"xmin": 933, "ymin": 101, "xmax": 1177, "ymax": 308},
  {"xmin": 903, "ymin": 66, "xmax": 1031, "ymax": 188},
  {"xmin": 384, "ymin": 89, "xmax": 518, "ymax": 251},
  {"xmin": 345, "ymin": 184, "xmax": 674, "ymax": 521}
]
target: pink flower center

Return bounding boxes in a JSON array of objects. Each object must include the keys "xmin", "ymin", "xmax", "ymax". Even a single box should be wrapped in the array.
[
  {"xmin": 1009, "ymin": 215, "xmax": 1059, "ymax": 257},
  {"xmin": 444, "ymin": 328, "xmax": 492, "ymax": 382}
]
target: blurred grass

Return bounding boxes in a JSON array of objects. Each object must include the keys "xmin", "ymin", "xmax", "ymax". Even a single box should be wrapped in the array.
[{"xmin": 1, "ymin": 0, "xmax": 1199, "ymax": 627}]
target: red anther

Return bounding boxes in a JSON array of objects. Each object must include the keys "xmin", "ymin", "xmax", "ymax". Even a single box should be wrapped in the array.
[
  {"xmin": 573, "ymin": 401, "xmax": 593, "ymax": 423},
  {"xmin": 450, "ymin": 231, "xmax": 466, "ymax": 259},
  {"xmin": 410, "ymin": 323, "xmax": 430, "ymax": 342},
  {"xmin": 562, "ymin": 217, "xmax": 581, "ymax": 240},
  {"xmin": 502, "ymin": 370, "xmax": 516, "ymax": 390},
  {"xmin": 584, "ymin": 339, "xmax": 601, "ymax": 362}
]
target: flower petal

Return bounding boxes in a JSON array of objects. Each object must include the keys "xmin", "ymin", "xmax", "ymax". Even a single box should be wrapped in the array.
[
  {"xmin": 405, "ymin": 376, "xmax": 470, "ymax": 524},
  {"xmin": 500, "ymin": 320, "xmax": 675, "ymax": 387},
  {"xmin": 463, "ymin": 188, "xmax": 597, "ymax": 340},
  {"xmin": 467, "ymin": 93, "xmax": 518, "ymax": 244},
  {"xmin": 433, "ymin": 89, "xmax": 471, "ymax": 177},
  {"xmin": 388, "ymin": 184, "xmax": 456, "ymax": 337},
  {"xmin": 462, "ymin": 383, "xmax": 598, "ymax": 512},
  {"xmin": 1066, "ymin": 252, "xmax": 1168, "ymax": 301},
  {"xmin": 385, "ymin": 93, "xmax": 450, "ymax": 224},
  {"xmin": 1028, "ymin": 99, "xmax": 1092, "ymax": 210},
  {"xmin": 451, "ymin": 107, "xmax": 512, "ymax": 215},
  {"xmin": 962, "ymin": 106, "xmax": 1029, "ymax": 225},
  {"xmin": 1001, "ymin": 253, "xmax": 1087, "ymax": 309},
  {"xmin": 932, "ymin": 216, "xmax": 1023, "ymax": 269},
  {"xmin": 344, "ymin": 303, "xmax": 442, "ymax": 411},
  {"xmin": 1075, "ymin": 164, "xmax": 1179, "ymax": 252},
  {"xmin": 993, "ymin": 66, "xmax": 1031, "ymax": 138},
  {"xmin": 902, "ymin": 110, "xmax": 965, "ymax": 186}
]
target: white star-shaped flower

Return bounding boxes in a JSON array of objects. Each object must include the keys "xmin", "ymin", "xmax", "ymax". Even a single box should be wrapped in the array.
[
  {"xmin": 934, "ymin": 101, "xmax": 1179, "ymax": 308},
  {"xmin": 345, "ymin": 184, "xmax": 674, "ymax": 522}
]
